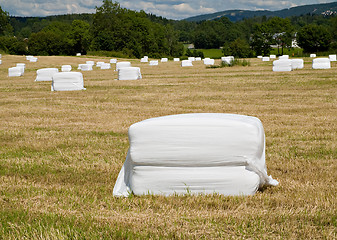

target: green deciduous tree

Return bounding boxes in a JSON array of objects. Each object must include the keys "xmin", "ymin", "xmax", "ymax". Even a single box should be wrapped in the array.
[
  {"xmin": 28, "ymin": 31, "xmax": 70, "ymax": 55},
  {"xmin": 71, "ymin": 20, "xmax": 91, "ymax": 55},
  {"xmin": 223, "ymin": 38, "xmax": 252, "ymax": 58},
  {"xmin": 0, "ymin": 6, "xmax": 12, "ymax": 36},
  {"xmin": 90, "ymin": 0, "xmax": 183, "ymax": 58},
  {"xmin": 250, "ymin": 24, "xmax": 273, "ymax": 56},
  {"xmin": 297, "ymin": 24, "xmax": 332, "ymax": 52},
  {"xmin": 0, "ymin": 36, "xmax": 27, "ymax": 54},
  {"xmin": 267, "ymin": 17, "xmax": 294, "ymax": 55}
]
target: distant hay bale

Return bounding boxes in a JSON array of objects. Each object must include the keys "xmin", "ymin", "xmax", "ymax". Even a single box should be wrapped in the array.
[
  {"xmin": 8, "ymin": 67, "xmax": 23, "ymax": 77},
  {"xmin": 35, "ymin": 68, "xmax": 59, "ymax": 81},
  {"xmin": 312, "ymin": 58, "xmax": 331, "ymax": 69},
  {"xmin": 273, "ymin": 59, "xmax": 292, "ymax": 72},
  {"xmin": 51, "ymin": 72, "xmax": 86, "ymax": 91},
  {"xmin": 117, "ymin": 67, "xmax": 142, "ymax": 80},
  {"xmin": 61, "ymin": 65, "xmax": 72, "ymax": 72},
  {"xmin": 181, "ymin": 60, "xmax": 193, "ymax": 67}
]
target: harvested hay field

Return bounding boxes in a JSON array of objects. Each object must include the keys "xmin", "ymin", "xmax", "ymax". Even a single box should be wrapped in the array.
[{"xmin": 0, "ymin": 55, "xmax": 336, "ymax": 239}]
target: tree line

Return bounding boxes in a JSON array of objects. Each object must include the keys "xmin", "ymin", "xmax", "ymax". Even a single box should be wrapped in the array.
[{"xmin": 1, "ymin": 0, "xmax": 337, "ymax": 58}]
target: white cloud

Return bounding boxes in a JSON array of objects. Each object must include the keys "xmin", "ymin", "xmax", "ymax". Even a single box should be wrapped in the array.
[
  {"xmin": 0, "ymin": 0, "xmax": 336, "ymax": 19},
  {"xmin": 173, "ymin": 3, "xmax": 195, "ymax": 13}
]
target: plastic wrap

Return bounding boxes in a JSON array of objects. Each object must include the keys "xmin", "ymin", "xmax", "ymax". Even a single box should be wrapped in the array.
[
  {"xmin": 118, "ymin": 67, "xmax": 142, "ymax": 80},
  {"xmin": 279, "ymin": 55, "xmax": 289, "ymax": 59},
  {"xmin": 100, "ymin": 63, "xmax": 111, "ymax": 69},
  {"xmin": 113, "ymin": 113, "xmax": 278, "ymax": 197},
  {"xmin": 35, "ymin": 68, "xmax": 59, "ymax": 81},
  {"xmin": 51, "ymin": 72, "xmax": 85, "ymax": 91},
  {"xmin": 329, "ymin": 55, "xmax": 336, "ymax": 62},
  {"xmin": 181, "ymin": 60, "xmax": 193, "ymax": 67},
  {"xmin": 291, "ymin": 59, "xmax": 304, "ymax": 70},
  {"xmin": 116, "ymin": 62, "xmax": 131, "ymax": 70},
  {"xmin": 30, "ymin": 57, "xmax": 38, "ymax": 62},
  {"xmin": 61, "ymin": 65, "xmax": 72, "ymax": 72},
  {"xmin": 8, "ymin": 67, "xmax": 23, "ymax": 77},
  {"xmin": 149, "ymin": 60, "xmax": 158, "ymax": 66},
  {"xmin": 78, "ymin": 64, "xmax": 93, "ymax": 71},
  {"xmin": 203, "ymin": 58, "xmax": 215, "ymax": 65},
  {"xmin": 273, "ymin": 60, "xmax": 292, "ymax": 72},
  {"xmin": 221, "ymin": 56, "xmax": 234, "ymax": 64},
  {"xmin": 312, "ymin": 58, "xmax": 331, "ymax": 69}
]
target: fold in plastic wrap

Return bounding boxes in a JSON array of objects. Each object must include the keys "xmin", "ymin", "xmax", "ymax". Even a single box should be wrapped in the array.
[{"xmin": 113, "ymin": 113, "xmax": 278, "ymax": 197}]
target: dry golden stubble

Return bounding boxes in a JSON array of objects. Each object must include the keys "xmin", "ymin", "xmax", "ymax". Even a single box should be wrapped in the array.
[{"xmin": 0, "ymin": 54, "xmax": 336, "ymax": 239}]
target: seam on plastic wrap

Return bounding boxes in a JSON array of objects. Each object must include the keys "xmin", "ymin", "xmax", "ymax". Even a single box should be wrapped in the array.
[{"xmin": 245, "ymin": 158, "xmax": 279, "ymax": 187}]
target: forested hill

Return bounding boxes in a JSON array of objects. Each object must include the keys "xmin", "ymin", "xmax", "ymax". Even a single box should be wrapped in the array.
[{"xmin": 184, "ymin": 1, "xmax": 337, "ymax": 22}]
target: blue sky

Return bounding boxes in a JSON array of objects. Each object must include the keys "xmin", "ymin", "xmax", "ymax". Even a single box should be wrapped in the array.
[{"xmin": 0, "ymin": 0, "xmax": 336, "ymax": 20}]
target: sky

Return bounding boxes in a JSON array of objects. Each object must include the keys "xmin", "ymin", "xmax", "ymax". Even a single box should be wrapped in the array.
[{"xmin": 0, "ymin": 0, "xmax": 336, "ymax": 20}]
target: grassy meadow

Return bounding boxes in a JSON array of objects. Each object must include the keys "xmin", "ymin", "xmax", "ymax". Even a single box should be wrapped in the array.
[{"xmin": 0, "ymin": 55, "xmax": 336, "ymax": 239}]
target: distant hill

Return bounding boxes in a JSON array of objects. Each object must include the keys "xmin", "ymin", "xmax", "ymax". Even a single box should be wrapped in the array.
[{"xmin": 184, "ymin": 2, "xmax": 337, "ymax": 22}]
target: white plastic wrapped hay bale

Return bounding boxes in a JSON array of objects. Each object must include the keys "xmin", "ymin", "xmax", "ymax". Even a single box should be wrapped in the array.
[
  {"xmin": 113, "ymin": 113, "xmax": 278, "ymax": 197},
  {"xmin": 86, "ymin": 61, "xmax": 95, "ymax": 66},
  {"xmin": 221, "ymin": 56, "xmax": 234, "ymax": 64},
  {"xmin": 161, "ymin": 58, "xmax": 168, "ymax": 62},
  {"xmin": 78, "ymin": 64, "xmax": 93, "ymax": 71},
  {"xmin": 141, "ymin": 56, "xmax": 148, "ymax": 63},
  {"xmin": 291, "ymin": 59, "xmax": 304, "ymax": 70},
  {"xmin": 35, "ymin": 68, "xmax": 59, "ymax": 81},
  {"xmin": 273, "ymin": 59, "xmax": 292, "ymax": 72},
  {"xmin": 188, "ymin": 57, "xmax": 195, "ymax": 62},
  {"xmin": 26, "ymin": 55, "xmax": 33, "ymax": 61},
  {"xmin": 195, "ymin": 57, "xmax": 202, "ymax": 61},
  {"xmin": 110, "ymin": 59, "xmax": 117, "ymax": 64},
  {"xmin": 117, "ymin": 67, "xmax": 142, "ymax": 80},
  {"xmin": 270, "ymin": 55, "xmax": 276, "ymax": 59},
  {"xmin": 16, "ymin": 63, "xmax": 25, "ymax": 74},
  {"xmin": 310, "ymin": 54, "xmax": 316, "ymax": 58},
  {"xmin": 181, "ymin": 60, "xmax": 193, "ymax": 67},
  {"xmin": 312, "ymin": 58, "xmax": 330, "ymax": 69},
  {"xmin": 8, "ymin": 67, "xmax": 23, "ymax": 77},
  {"xmin": 100, "ymin": 63, "xmax": 111, "ymax": 69},
  {"xmin": 203, "ymin": 58, "xmax": 215, "ymax": 65},
  {"xmin": 76, "ymin": 53, "xmax": 81, "ymax": 56},
  {"xmin": 51, "ymin": 72, "xmax": 86, "ymax": 91},
  {"xmin": 30, "ymin": 57, "xmax": 38, "ymax": 62},
  {"xmin": 262, "ymin": 57, "xmax": 270, "ymax": 62},
  {"xmin": 149, "ymin": 60, "xmax": 158, "ymax": 66},
  {"xmin": 116, "ymin": 61, "xmax": 131, "ymax": 71},
  {"xmin": 329, "ymin": 54, "xmax": 336, "ymax": 62},
  {"xmin": 96, "ymin": 62, "xmax": 104, "ymax": 67},
  {"xmin": 173, "ymin": 58, "xmax": 180, "ymax": 62},
  {"xmin": 61, "ymin": 65, "xmax": 72, "ymax": 72},
  {"xmin": 279, "ymin": 55, "xmax": 289, "ymax": 60}
]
